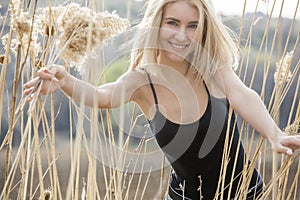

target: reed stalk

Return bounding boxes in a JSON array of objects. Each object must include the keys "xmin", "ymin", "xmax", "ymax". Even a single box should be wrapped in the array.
[{"xmin": 0, "ymin": 0, "xmax": 299, "ymax": 199}]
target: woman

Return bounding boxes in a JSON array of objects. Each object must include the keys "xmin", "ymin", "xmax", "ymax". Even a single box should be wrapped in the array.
[{"xmin": 24, "ymin": 0, "xmax": 300, "ymax": 199}]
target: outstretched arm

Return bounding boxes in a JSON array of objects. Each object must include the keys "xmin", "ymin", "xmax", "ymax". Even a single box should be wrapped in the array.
[
  {"xmin": 24, "ymin": 65, "xmax": 143, "ymax": 109},
  {"xmin": 216, "ymin": 65, "xmax": 300, "ymax": 155}
]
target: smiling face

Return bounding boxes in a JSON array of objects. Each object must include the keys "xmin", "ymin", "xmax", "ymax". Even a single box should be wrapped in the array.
[{"xmin": 159, "ymin": 1, "xmax": 199, "ymax": 64}]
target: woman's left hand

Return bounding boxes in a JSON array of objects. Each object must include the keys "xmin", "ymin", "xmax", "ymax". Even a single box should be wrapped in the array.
[{"xmin": 268, "ymin": 130, "xmax": 300, "ymax": 156}]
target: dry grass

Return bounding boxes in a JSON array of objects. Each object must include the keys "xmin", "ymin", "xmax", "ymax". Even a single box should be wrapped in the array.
[{"xmin": 0, "ymin": 0, "xmax": 299, "ymax": 199}]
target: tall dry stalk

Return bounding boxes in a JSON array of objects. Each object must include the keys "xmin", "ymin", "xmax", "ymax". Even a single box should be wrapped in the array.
[
  {"xmin": 235, "ymin": 1, "xmax": 300, "ymax": 200},
  {"xmin": 0, "ymin": 0, "xmax": 299, "ymax": 200}
]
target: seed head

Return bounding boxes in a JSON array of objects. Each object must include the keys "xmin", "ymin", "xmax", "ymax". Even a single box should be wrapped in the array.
[
  {"xmin": 285, "ymin": 118, "xmax": 300, "ymax": 136},
  {"xmin": 39, "ymin": 189, "xmax": 52, "ymax": 200},
  {"xmin": 274, "ymin": 51, "xmax": 293, "ymax": 85},
  {"xmin": 42, "ymin": 3, "xmax": 129, "ymax": 71},
  {"xmin": 0, "ymin": 55, "xmax": 5, "ymax": 64},
  {"xmin": 12, "ymin": 11, "xmax": 31, "ymax": 39}
]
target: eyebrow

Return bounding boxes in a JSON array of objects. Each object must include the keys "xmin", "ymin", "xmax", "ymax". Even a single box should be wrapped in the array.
[{"xmin": 164, "ymin": 17, "xmax": 198, "ymax": 24}]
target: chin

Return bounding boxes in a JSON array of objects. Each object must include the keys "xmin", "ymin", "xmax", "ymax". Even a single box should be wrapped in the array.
[{"xmin": 166, "ymin": 51, "xmax": 189, "ymax": 63}]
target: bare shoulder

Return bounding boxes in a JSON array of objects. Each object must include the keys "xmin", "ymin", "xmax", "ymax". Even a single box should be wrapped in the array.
[
  {"xmin": 209, "ymin": 65, "xmax": 248, "ymax": 99},
  {"xmin": 205, "ymin": 67, "xmax": 229, "ymax": 98},
  {"xmin": 115, "ymin": 69, "xmax": 149, "ymax": 101},
  {"xmin": 207, "ymin": 65, "xmax": 238, "ymax": 98},
  {"xmin": 116, "ymin": 69, "xmax": 148, "ymax": 87}
]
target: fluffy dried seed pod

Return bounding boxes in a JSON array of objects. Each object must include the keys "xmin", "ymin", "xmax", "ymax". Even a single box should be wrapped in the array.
[
  {"xmin": 274, "ymin": 51, "xmax": 293, "ymax": 85},
  {"xmin": 0, "ymin": 55, "xmax": 5, "ymax": 64},
  {"xmin": 35, "ymin": 59, "xmax": 44, "ymax": 69},
  {"xmin": 39, "ymin": 189, "xmax": 52, "ymax": 200},
  {"xmin": 284, "ymin": 118, "xmax": 300, "ymax": 135},
  {"xmin": 44, "ymin": 25, "xmax": 55, "ymax": 36},
  {"xmin": 12, "ymin": 11, "xmax": 31, "ymax": 39},
  {"xmin": 42, "ymin": 3, "xmax": 129, "ymax": 71},
  {"xmin": 0, "ymin": 55, "xmax": 10, "ymax": 64}
]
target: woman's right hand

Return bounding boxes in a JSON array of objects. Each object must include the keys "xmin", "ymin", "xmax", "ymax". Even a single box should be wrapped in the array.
[{"xmin": 24, "ymin": 64, "xmax": 68, "ymax": 96}]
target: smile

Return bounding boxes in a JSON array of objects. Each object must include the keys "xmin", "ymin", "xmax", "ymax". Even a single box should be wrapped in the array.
[{"xmin": 168, "ymin": 42, "xmax": 189, "ymax": 50}]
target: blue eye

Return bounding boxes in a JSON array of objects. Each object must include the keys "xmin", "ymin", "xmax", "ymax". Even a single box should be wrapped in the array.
[
  {"xmin": 188, "ymin": 24, "xmax": 198, "ymax": 29},
  {"xmin": 166, "ymin": 21, "xmax": 178, "ymax": 26}
]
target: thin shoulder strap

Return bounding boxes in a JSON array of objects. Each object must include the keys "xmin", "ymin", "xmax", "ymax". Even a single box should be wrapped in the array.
[
  {"xmin": 203, "ymin": 80, "xmax": 210, "ymax": 95},
  {"xmin": 141, "ymin": 68, "xmax": 159, "ymax": 106}
]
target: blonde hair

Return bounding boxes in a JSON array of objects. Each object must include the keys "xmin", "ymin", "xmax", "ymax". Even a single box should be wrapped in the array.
[{"xmin": 129, "ymin": 0, "xmax": 239, "ymax": 82}]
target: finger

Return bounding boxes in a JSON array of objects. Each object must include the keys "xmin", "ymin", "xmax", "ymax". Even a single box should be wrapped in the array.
[
  {"xmin": 275, "ymin": 145, "xmax": 293, "ymax": 155},
  {"xmin": 37, "ymin": 68, "xmax": 59, "ymax": 82},
  {"xmin": 48, "ymin": 64, "xmax": 66, "ymax": 80},
  {"xmin": 24, "ymin": 82, "xmax": 42, "ymax": 95},
  {"xmin": 286, "ymin": 149, "xmax": 293, "ymax": 156},
  {"xmin": 24, "ymin": 87, "xmax": 34, "ymax": 95},
  {"xmin": 24, "ymin": 77, "xmax": 40, "ymax": 89},
  {"xmin": 283, "ymin": 136, "xmax": 300, "ymax": 150}
]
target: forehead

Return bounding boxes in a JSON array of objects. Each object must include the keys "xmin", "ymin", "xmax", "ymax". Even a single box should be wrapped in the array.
[{"xmin": 163, "ymin": 1, "xmax": 199, "ymax": 21}]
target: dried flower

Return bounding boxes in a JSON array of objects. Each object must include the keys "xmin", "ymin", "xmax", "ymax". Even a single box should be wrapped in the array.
[
  {"xmin": 39, "ymin": 188, "xmax": 52, "ymax": 200},
  {"xmin": 285, "ymin": 119, "xmax": 300, "ymax": 135},
  {"xmin": 9, "ymin": 0, "xmax": 22, "ymax": 19},
  {"xmin": 42, "ymin": 3, "xmax": 130, "ymax": 71},
  {"xmin": 274, "ymin": 51, "xmax": 293, "ymax": 85},
  {"xmin": 3, "ymin": 10, "xmax": 32, "ymax": 57},
  {"xmin": 11, "ymin": 11, "xmax": 31, "ymax": 39},
  {"xmin": 44, "ymin": 25, "xmax": 55, "ymax": 36},
  {"xmin": 1, "ymin": 9, "xmax": 42, "ymax": 62},
  {"xmin": 35, "ymin": 59, "xmax": 44, "ymax": 69},
  {"xmin": 0, "ymin": 55, "xmax": 5, "ymax": 64},
  {"xmin": 1, "ymin": 3, "xmax": 129, "ymax": 72},
  {"xmin": 40, "ymin": 7, "xmax": 58, "ymax": 37},
  {"xmin": 1, "ymin": 35, "xmax": 19, "ymax": 57},
  {"xmin": 0, "ymin": 54, "xmax": 10, "ymax": 65}
]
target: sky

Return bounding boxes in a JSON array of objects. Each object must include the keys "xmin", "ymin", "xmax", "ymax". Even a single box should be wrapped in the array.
[{"xmin": 211, "ymin": 0, "xmax": 299, "ymax": 19}]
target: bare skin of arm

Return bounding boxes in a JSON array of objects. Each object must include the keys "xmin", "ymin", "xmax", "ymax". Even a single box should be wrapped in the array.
[
  {"xmin": 215, "ymin": 65, "xmax": 300, "ymax": 155},
  {"xmin": 24, "ymin": 65, "xmax": 146, "ymax": 109},
  {"xmin": 25, "ymin": 64, "xmax": 300, "ymax": 155}
]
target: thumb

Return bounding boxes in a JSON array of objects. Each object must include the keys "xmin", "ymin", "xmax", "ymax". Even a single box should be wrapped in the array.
[
  {"xmin": 275, "ymin": 144, "xmax": 293, "ymax": 155},
  {"xmin": 51, "ymin": 65, "xmax": 66, "ymax": 80}
]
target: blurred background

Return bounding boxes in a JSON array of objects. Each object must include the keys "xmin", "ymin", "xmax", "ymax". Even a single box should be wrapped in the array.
[{"xmin": 0, "ymin": 0, "xmax": 299, "ymax": 199}]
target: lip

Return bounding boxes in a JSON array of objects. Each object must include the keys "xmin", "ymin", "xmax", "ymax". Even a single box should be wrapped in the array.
[{"xmin": 168, "ymin": 41, "xmax": 190, "ymax": 50}]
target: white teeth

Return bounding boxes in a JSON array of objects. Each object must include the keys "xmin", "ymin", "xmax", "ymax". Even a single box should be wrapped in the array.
[{"xmin": 169, "ymin": 42, "xmax": 188, "ymax": 49}]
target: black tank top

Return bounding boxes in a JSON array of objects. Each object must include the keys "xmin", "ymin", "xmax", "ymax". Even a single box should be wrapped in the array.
[{"xmin": 144, "ymin": 71, "xmax": 260, "ymax": 199}]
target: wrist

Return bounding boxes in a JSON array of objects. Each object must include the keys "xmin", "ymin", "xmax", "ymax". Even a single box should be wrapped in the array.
[
  {"xmin": 60, "ymin": 72, "xmax": 72, "ymax": 91},
  {"xmin": 266, "ymin": 126, "xmax": 282, "ymax": 144}
]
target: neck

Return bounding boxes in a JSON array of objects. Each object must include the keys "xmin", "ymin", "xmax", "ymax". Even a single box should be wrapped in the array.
[{"xmin": 157, "ymin": 52, "xmax": 190, "ymax": 76}]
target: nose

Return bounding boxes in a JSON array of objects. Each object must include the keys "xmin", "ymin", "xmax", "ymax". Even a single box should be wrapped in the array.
[{"xmin": 174, "ymin": 26, "xmax": 188, "ymax": 42}]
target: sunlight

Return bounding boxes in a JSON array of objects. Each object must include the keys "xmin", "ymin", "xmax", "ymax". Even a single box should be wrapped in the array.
[{"xmin": 212, "ymin": 0, "xmax": 299, "ymax": 19}]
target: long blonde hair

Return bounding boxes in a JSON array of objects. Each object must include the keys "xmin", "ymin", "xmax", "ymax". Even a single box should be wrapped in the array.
[{"xmin": 129, "ymin": 0, "xmax": 239, "ymax": 82}]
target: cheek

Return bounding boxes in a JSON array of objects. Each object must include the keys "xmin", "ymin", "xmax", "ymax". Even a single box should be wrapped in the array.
[
  {"xmin": 159, "ymin": 28, "xmax": 176, "ymax": 41},
  {"xmin": 186, "ymin": 31, "xmax": 198, "ymax": 42},
  {"xmin": 158, "ymin": 31, "xmax": 169, "ymax": 49},
  {"xmin": 159, "ymin": 32, "xmax": 166, "ymax": 43}
]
